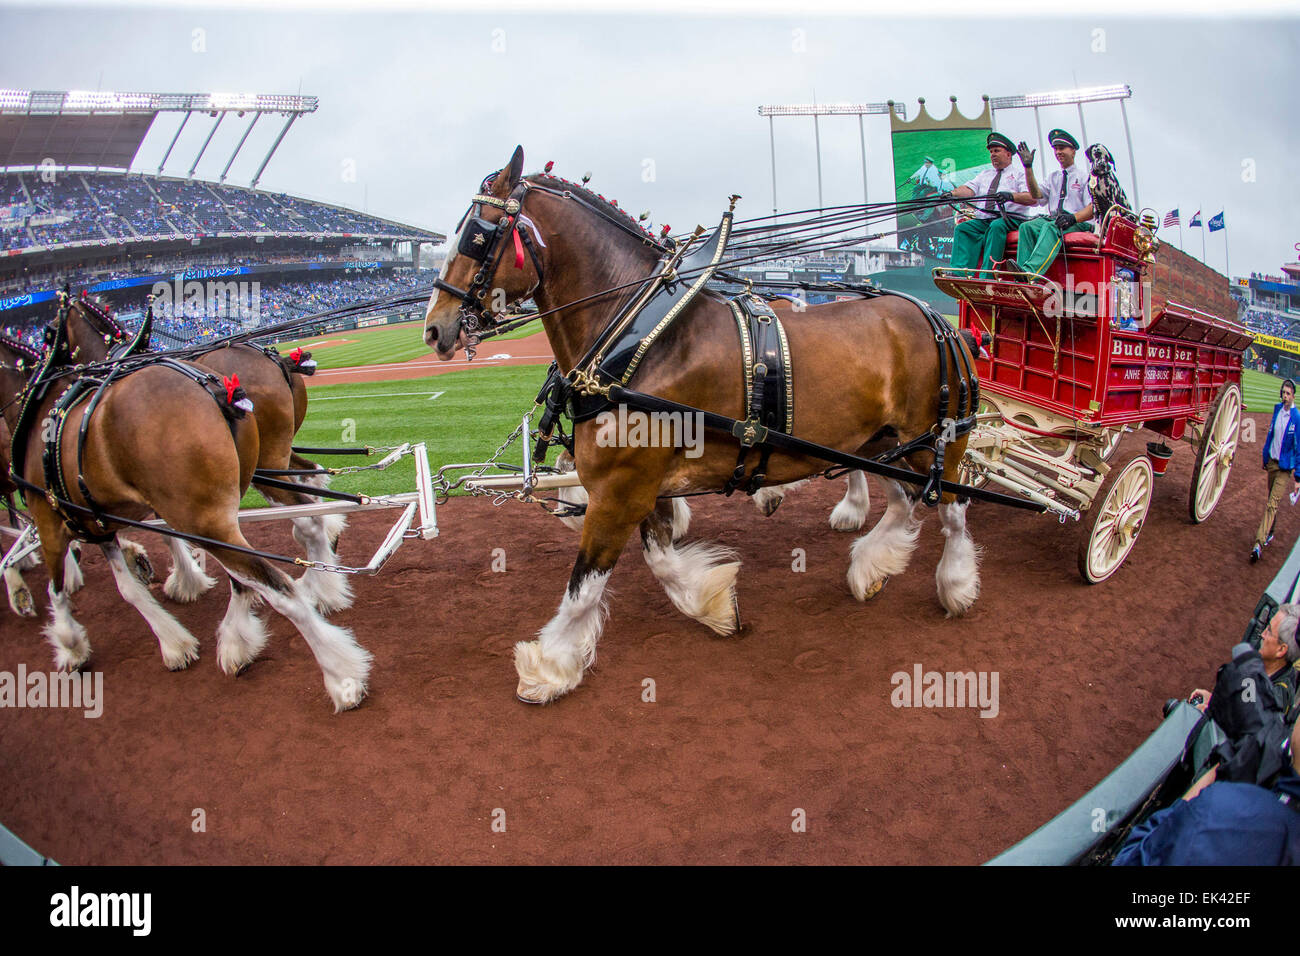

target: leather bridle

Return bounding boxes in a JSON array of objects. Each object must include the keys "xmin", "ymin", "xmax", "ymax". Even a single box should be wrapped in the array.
[
  {"xmin": 429, "ymin": 175, "xmax": 549, "ymax": 345},
  {"xmin": 430, "ymin": 171, "xmax": 670, "ymax": 350}
]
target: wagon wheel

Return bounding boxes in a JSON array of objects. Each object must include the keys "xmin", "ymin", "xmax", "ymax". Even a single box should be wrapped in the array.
[
  {"xmin": 1096, "ymin": 426, "xmax": 1124, "ymax": 462},
  {"xmin": 1077, "ymin": 454, "xmax": 1154, "ymax": 584},
  {"xmin": 1188, "ymin": 383, "xmax": 1242, "ymax": 524}
]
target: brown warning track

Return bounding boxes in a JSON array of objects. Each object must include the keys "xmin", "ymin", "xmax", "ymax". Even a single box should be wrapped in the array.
[
  {"xmin": 0, "ymin": 416, "xmax": 1285, "ymax": 864},
  {"xmin": 309, "ymin": 332, "xmax": 554, "ymax": 385}
]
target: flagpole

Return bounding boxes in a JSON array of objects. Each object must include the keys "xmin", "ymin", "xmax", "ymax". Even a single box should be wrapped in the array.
[
  {"xmin": 1200, "ymin": 202, "xmax": 1206, "ymax": 262},
  {"xmin": 1224, "ymin": 221, "xmax": 1230, "ymax": 278}
]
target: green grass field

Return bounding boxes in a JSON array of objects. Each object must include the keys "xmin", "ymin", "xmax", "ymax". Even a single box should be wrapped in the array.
[
  {"xmin": 272, "ymin": 319, "xmax": 541, "ymax": 370},
  {"xmin": 241, "ymin": 364, "xmax": 554, "ymax": 506},
  {"xmin": 1242, "ymin": 368, "xmax": 1287, "ymax": 413}
]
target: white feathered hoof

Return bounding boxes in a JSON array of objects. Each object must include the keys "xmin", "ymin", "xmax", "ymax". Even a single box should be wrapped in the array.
[
  {"xmin": 849, "ymin": 569, "xmax": 889, "ymax": 603},
  {"xmin": 325, "ymin": 671, "xmax": 369, "ymax": 713},
  {"xmin": 514, "ymin": 640, "xmax": 583, "ymax": 704},
  {"xmin": 303, "ymin": 569, "xmax": 354, "ymax": 616},
  {"xmin": 936, "ymin": 546, "xmax": 981, "ymax": 617},
  {"xmin": 46, "ymin": 621, "xmax": 91, "ymax": 672},
  {"xmin": 696, "ymin": 559, "xmax": 742, "ymax": 635},
  {"xmin": 161, "ymin": 633, "xmax": 201, "ymax": 671},
  {"xmin": 217, "ymin": 614, "xmax": 268, "ymax": 676},
  {"xmin": 829, "ymin": 498, "xmax": 868, "ymax": 532},
  {"xmin": 936, "ymin": 502, "xmax": 981, "ymax": 618}
]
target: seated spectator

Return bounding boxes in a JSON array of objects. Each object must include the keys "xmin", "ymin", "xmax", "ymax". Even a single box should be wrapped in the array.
[
  {"xmin": 1111, "ymin": 719, "xmax": 1300, "ymax": 865},
  {"xmin": 1189, "ymin": 607, "xmax": 1299, "ymax": 727}
]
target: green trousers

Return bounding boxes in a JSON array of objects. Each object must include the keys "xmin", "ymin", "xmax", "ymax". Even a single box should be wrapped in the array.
[
  {"xmin": 950, "ymin": 217, "xmax": 1015, "ymax": 278},
  {"xmin": 1014, "ymin": 217, "xmax": 1094, "ymax": 277}
]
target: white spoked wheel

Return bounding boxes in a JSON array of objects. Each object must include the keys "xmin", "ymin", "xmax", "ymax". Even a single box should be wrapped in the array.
[
  {"xmin": 1078, "ymin": 455, "xmax": 1155, "ymax": 584},
  {"xmin": 1096, "ymin": 426, "xmax": 1124, "ymax": 462},
  {"xmin": 1188, "ymin": 383, "xmax": 1242, "ymax": 524}
]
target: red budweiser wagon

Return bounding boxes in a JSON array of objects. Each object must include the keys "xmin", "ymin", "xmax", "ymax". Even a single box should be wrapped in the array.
[{"xmin": 933, "ymin": 208, "xmax": 1254, "ymax": 583}]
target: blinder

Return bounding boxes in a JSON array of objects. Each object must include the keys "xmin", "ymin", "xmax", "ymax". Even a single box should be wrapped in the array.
[
  {"xmin": 458, "ymin": 216, "xmax": 501, "ymax": 261},
  {"xmin": 433, "ymin": 177, "xmax": 543, "ymax": 347}
]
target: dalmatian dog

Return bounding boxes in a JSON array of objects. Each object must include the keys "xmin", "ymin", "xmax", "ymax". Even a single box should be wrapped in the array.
[{"xmin": 1085, "ymin": 144, "xmax": 1131, "ymax": 225}]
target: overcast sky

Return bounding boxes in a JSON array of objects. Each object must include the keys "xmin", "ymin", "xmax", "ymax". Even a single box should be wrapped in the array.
[{"xmin": 1, "ymin": 2, "xmax": 1296, "ymax": 277}]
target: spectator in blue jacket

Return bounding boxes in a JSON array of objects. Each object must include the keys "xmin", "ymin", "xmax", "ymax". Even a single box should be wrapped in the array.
[
  {"xmin": 1112, "ymin": 719, "xmax": 1300, "ymax": 866},
  {"xmin": 1254, "ymin": 378, "xmax": 1300, "ymax": 563}
]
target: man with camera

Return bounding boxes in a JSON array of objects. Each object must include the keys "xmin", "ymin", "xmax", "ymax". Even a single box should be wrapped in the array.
[{"xmin": 1114, "ymin": 619, "xmax": 1300, "ymax": 865}]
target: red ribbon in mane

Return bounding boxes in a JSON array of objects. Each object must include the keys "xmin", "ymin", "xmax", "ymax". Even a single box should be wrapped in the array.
[
  {"xmin": 290, "ymin": 347, "xmax": 303, "ymax": 364},
  {"xmin": 224, "ymin": 374, "xmax": 240, "ymax": 404}
]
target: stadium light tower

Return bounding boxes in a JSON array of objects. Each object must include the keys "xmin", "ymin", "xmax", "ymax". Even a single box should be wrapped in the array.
[{"xmin": 758, "ymin": 101, "xmax": 906, "ymax": 216}]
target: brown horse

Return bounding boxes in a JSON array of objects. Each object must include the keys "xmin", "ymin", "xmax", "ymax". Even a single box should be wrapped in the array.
[
  {"xmin": 1, "ymin": 335, "xmax": 89, "ymax": 616},
  {"xmin": 61, "ymin": 297, "xmax": 351, "ymax": 614},
  {"xmin": 6, "ymin": 300, "xmax": 371, "ymax": 711},
  {"xmin": 424, "ymin": 147, "xmax": 981, "ymax": 704}
]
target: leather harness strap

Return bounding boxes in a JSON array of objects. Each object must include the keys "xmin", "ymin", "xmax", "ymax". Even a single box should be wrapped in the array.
[
  {"xmin": 723, "ymin": 293, "xmax": 794, "ymax": 496},
  {"xmin": 14, "ymin": 348, "xmax": 252, "ymax": 541}
]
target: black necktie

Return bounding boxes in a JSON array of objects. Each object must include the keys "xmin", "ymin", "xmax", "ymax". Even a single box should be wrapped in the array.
[
  {"xmin": 1056, "ymin": 170, "xmax": 1070, "ymax": 214},
  {"xmin": 982, "ymin": 168, "xmax": 1003, "ymax": 215}
]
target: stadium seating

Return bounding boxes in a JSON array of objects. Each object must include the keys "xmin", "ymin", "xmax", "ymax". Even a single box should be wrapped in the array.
[{"xmin": 1, "ymin": 171, "xmax": 432, "ymax": 252}]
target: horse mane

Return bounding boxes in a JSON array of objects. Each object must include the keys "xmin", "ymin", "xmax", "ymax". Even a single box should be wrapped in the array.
[
  {"xmin": 0, "ymin": 333, "xmax": 41, "ymax": 363},
  {"xmin": 75, "ymin": 291, "xmax": 127, "ymax": 334},
  {"xmin": 524, "ymin": 172, "xmax": 662, "ymax": 244}
]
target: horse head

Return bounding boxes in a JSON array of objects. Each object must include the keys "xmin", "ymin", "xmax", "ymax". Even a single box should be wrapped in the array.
[
  {"xmin": 424, "ymin": 145, "xmax": 663, "ymax": 370},
  {"xmin": 424, "ymin": 145, "xmax": 537, "ymax": 359}
]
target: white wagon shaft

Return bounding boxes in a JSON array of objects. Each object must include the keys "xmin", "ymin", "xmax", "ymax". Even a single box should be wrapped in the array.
[
  {"xmin": 935, "ymin": 208, "xmax": 1252, "ymax": 583},
  {"xmin": 2, "ymin": 442, "xmax": 439, "ymax": 587}
]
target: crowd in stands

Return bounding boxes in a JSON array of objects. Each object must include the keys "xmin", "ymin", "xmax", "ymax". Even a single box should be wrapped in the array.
[
  {"xmin": 2, "ymin": 271, "xmax": 426, "ymax": 350},
  {"xmin": 0, "ymin": 171, "xmax": 434, "ymax": 252},
  {"xmin": 0, "ymin": 249, "xmax": 394, "ymax": 296},
  {"xmin": 1241, "ymin": 308, "xmax": 1300, "ymax": 339},
  {"xmin": 147, "ymin": 272, "xmax": 425, "ymax": 345}
]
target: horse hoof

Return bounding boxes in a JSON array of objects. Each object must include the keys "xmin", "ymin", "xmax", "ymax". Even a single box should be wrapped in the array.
[
  {"xmin": 513, "ymin": 641, "xmax": 580, "ymax": 703},
  {"xmin": 165, "ymin": 652, "xmax": 199, "ymax": 672},
  {"xmin": 53, "ymin": 648, "xmax": 91, "ymax": 673},
  {"xmin": 829, "ymin": 509, "xmax": 867, "ymax": 532},
  {"xmin": 12, "ymin": 588, "xmax": 36, "ymax": 617},
  {"xmin": 863, "ymin": 576, "xmax": 889, "ymax": 601},
  {"xmin": 131, "ymin": 553, "xmax": 156, "ymax": 585}
]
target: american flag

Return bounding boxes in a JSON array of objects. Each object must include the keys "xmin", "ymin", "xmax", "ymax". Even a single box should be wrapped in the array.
[{"xmin": 1163, "ymin": 208, "xmax": 1180, "ymax": 228}]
